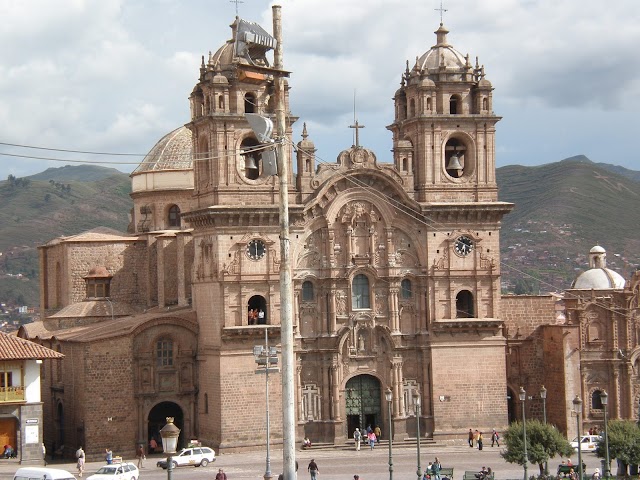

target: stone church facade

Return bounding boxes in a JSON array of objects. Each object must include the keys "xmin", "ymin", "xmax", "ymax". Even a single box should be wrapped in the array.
[{"xmin": 19, "ymin": 11, "xmax": 639, "ymax": 461}]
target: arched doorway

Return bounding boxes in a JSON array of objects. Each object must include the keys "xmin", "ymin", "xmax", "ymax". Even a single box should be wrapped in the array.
[
  {"xmin": 148, "ymin": 402, "xmax": 184, "ymax": 451},
  {"xmin": 345, "ymin": 374, "xmax": 382, "ymax": 437},
  {"xmin": 248, "ymin": 295, "xmax": 267, "ymax": 324}
]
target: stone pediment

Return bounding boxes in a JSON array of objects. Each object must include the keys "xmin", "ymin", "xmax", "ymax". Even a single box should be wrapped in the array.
[{"xmin": 337, "ymin": 146, "xmax": 377, "ymax": 169}]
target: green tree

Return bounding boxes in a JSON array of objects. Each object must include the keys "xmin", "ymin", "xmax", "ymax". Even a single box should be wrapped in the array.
[
  {"xmin": 502, "ymin": 420, "xmax": 574, "ymax": 476},
  {"xmin": 596, "ymin": 420, "xmax": 640, "ymax": 470}
]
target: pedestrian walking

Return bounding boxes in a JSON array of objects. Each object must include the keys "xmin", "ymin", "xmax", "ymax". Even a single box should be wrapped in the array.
[
  {"xmin": 136, "ymin": 444, "xmax": 145, "ymax": 468},
  {"xmin": 354, "ymin": 428, "xmax": 361, "ymax": 451},
  {"xmin": 368, "ymin": 431, "xmax": 376, "ymax": 450},
  {"xmin": 478, "ymin": 432, "xmax": 484, "ymax": 450},
  {"xmin": 308, "ymin": 459, "xmax": 319, "ymax": 480},
  {"xmin": 75, "ymin": 446, "xmax": 85, "ymax": 477},
  {"xmin": 468, "ymin": 429, "xmax": 474, "ymax": 447},
  {"xmin": 374, "ymin": 425, "xmax": 381, "ymax": 442},
  {"xmin": 216, "ymin": 468, "xmax": 228, "ymax": 480},
  {"xmin": 42, "ymin": 443, "xmax": 47, "ymax": 466},
  {"xmin": 491, "ymin": 429, "xmax": 499, "ymax": 447}
]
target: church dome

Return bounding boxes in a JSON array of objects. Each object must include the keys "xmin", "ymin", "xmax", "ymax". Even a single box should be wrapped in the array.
[
  {"xmin": 133, "ymin": 126, "xmax": 193, "ymax": 174},
  {"xmin": 572, "ymin": 246, "xmax": 626, "ymax": 289},
  {"xmin": 416, "ymin": 24, "xmax": 468, "ymax": 72}
]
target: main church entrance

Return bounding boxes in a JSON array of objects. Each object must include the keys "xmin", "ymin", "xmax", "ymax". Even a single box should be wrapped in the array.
[
  {"xmin": 345, "ymin": 374, "xmax": 382, "ymax": 437},
  {"xmin": 148, "ymin": 402, "xmax": 184, "ymax": 450}
]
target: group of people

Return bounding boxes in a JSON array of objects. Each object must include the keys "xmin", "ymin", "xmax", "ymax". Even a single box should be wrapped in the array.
[
  {"xmin": 248, "ymin": 308, "xmax": 265, "ymax": 325},
  {"xmin": 475, "ymin": 466, "xmax": 493, "ymax": 480},
  {"xmin": 352, "ymin": 425, "xmax": 381, "ymax": 451},
  {"xmin": 423, "ymin": 457, "xmax": 443, "ymax": 480},
  {"xmin": 467, "ymin": 429, "xmax": 500, "ymax": 450}
]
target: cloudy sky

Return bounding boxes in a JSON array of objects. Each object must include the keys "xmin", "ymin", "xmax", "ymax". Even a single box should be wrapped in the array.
[{"xmin": 1, "ymin": 0, "xmax": 638, "ymax": 180}]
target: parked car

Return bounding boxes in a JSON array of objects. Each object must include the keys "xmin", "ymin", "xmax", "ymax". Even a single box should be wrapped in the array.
[
  {"xmin": 86, "ymin": 463, "xmax": 139, "ymax": 480},
  {"xmin": 156, "ymin": 446, "xmax": 216, "ymax": 469},
  {"xmin": 13, "ymin": 467, "xmax": 77, "ymax": 480},
  {"xmin": 570, "ymin": 434, "xmax": 602, "ymax": 452}
]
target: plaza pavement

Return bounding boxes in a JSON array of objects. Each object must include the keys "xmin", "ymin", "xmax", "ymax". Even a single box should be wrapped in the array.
[{"xmin": 0, "ymin": 444, "xmax": 601, "ymax": 480}]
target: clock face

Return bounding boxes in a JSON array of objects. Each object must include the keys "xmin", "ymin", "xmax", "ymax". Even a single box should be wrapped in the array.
[
  {"xmin": 246, "ymin": 239, "xmax": 266, "ymax": 260},
  {"xmin": 454, "ymin": 235, "xmax": 474, "ymax": 256}
]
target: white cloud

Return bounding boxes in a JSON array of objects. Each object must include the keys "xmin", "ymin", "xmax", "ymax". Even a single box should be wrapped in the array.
[{"xmin": 0, "ymin": 0, "xmax": 638, "ymax": 179}]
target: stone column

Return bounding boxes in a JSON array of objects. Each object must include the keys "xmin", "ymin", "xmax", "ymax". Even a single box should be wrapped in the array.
[
  {"xmin": 156, "ymin": 237, "xmax": 166, "ymax": 308},
  {"xmin": 390, "ymin": 287, "xmax": 399, "ymax": 332},
  {"xmin": 331, "ymin": 363, "xmax": 341, "ymax": 420},
  {"xmin": 613, "ymin": 370, "xmax": 621, "ymax": 418},
  {"xmin": 176, "ymin": 232, "xmax": 187, "ymax": 306}
]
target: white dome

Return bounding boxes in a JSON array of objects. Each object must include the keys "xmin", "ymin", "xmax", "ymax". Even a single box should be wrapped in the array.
[
  {"xmin": 572, "ymin": 268, "xmax": 626, "ymax": 289},
  {"xmin": 572, "ymin": 246, "xmax": 625, "ymax": 289}
]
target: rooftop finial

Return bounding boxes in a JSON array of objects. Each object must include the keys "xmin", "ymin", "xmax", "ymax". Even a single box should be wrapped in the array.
[
  {"xmin": 435, "ymin": 0, "xmax": 448, "ymax": 24},
  {"xmin": 302, "ymin": 123, "xmax": 308, "ymax": 140},
  {"xmin": 229, "ymin": 0, "xmax": 244, "ymax": 17}
]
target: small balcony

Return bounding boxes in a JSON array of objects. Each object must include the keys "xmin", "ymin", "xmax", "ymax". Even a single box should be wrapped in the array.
[{"xmin": 0, "ymin": 386, "xmax": 25, "ymax": 402}]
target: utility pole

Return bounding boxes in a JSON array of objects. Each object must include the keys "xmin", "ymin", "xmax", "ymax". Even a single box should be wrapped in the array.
[{"xmin": 272, "ymin": 5, "xmax": 296, "ymax": 480}]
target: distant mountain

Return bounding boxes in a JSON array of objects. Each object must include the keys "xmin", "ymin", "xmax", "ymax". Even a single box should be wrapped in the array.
[
  {"xmin": 27, "ymin": 164, "xmax": 127, "ymax": 182},
  {"xmin": 497, "ymin": 156, "xmax": 640, "ymax": 293},
  {"xmin": 0, "ymin": 165, "xmax": 132, "ymax": 306}
]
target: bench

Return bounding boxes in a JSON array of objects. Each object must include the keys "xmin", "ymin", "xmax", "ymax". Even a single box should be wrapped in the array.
[
  {"xmin": 464, "ymin": 471, "xmax": 495, "ymax": 480},
  {"xmin": 424, "ymin": 467, "xmax": 454, "ymax": 480},
  {"xmin": 557, "ymin": 463, "xmax": 586, "ymax": 477}
]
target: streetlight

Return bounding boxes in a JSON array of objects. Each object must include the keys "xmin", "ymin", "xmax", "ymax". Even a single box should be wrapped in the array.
[
  {"xmin": 600, "ymin": 390, "xmax": 610, "ymax": 480},
  {"xmin": 414, "ymin": 391, "xmax": 422, "ymax": 480},
  {"xmin": 573, "ymin": 395, "xmax": 583, "ymax": 480},
  {"xmin": 519, "ymin": 387, "xmax": 528, "ymax": 480},
  {"xmin": 159, "ymin": 417, "xmax": 181, "ymax": 480},
  {"xmin": 540, "ymin": 385, "xmax": 548, "ymax": 476},
  {"xmin": 385, "ymin": 388, "xmax": 393, "ymax": 480},
  {"xmin": 254, "ymin": 328, "xmax": 279, "ymax": 480}
]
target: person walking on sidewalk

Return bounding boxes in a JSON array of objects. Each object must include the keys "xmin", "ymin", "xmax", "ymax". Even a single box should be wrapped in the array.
[
  {"xmin": 354, "ymin": 428, "xmax": 361, "ymax": 451},
  {"xmin": 308, "ymin": 459, "xmax": 319, "ymax": 480}
]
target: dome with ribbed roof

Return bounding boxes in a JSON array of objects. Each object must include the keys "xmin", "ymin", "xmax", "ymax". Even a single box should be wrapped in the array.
[
  {"xmin": 133, "ymin": 127, "xmax": 193, "ymax": 174},
  {"xmin": 572, "ymin": 246, "xmax": 626, "ymax": 289},
  {"xmin": 416, "ymin": 24, "xmax": 469, "ymax": 72}
]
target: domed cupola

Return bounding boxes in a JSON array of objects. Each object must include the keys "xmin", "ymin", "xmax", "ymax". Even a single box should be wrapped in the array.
[{"xmin": 572, "ymin": 246, "xmax": 626, "ymax": 289}]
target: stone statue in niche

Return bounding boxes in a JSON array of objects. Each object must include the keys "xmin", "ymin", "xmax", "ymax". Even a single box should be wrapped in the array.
[{"xmin": 358, "ymin": 334, "xmax": 365, "ymax": 351}]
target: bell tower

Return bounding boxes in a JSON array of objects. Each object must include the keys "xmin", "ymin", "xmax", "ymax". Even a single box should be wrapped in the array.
[
  {"xmin": 187, "ymin": 17, "xmax": 297, "ymax": 208},
  {"xmin": 387, "ymin": 23, "xmax": 498, "ymax": 203}
]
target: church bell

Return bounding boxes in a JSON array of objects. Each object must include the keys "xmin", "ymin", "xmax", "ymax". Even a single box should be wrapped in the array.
[
  {"xmin": 245, "ymin": 156, "xmax": 259, "ymax": 170},
  {"xmin": 446, "ymin": 153, "xmax": 463, "ymax": 172}
]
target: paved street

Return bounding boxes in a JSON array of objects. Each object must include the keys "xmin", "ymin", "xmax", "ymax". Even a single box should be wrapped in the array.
[{"xmin": 0, "ymin": 445, "xmax": 601, "ymax": 480}]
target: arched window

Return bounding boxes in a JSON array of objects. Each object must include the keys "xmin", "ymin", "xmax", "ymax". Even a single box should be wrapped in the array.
[
  {"xmin": 168, "ymin": 205, "xmax": 181, "ymax": 228},
  {"xmin": 401, "ymin": 279, "xmax": 412, "ymax": 299},
  {"xmin": 455, "ymin": 290, "xmax": 474, "ymax": 318},
  {"xmin": 427, "ymin": 97, "xmax": 432, "ymax": 111},
  {"xmin": 402, "ymin": 157, "xmax": 408, "ymax": 171},
  {"xmin": 410, "ymin": 98, "xmax": 416, "ymax": 117},
  {"xmin": 302, "ymin": 281, "xmax": 314, "ymax": 301},
  {"xmin": 241, "ymin": 137, "xmax": 261, "ymax": 180},
  {"xmin": 444, "ymin": 137, "xmax": 467, "ymax": 178},
  {"xmin": 352, "ymin": 274, "xmax": 370, "ymax": 309},
  {"xmin": 588, "ymin": 322, "xmax": 603, "ymax": 342},
  {"xmin": 244, "ymin": 93, "xmax": 256, "ymax": 113},
  {"xmin": 450, "ymin": 94, "xmax": 461, "ymax": 114},
  {"xmin": 591, "ymin": 390, "xmax": 603, "ymax": 410},
  {"xmin": 482, "ymin": 97, "xmax": 488, "ymax": 111},
  {"xmin": 156, "ymin": 339, "xmax": 173, "ymax": 367},
  {"xmin": 247, "ymin": 295, "xmax": 268, "ymax": 325},
  {"xmin": 218, "ymin": 95, "xmax": 224, "ymax": 109}
]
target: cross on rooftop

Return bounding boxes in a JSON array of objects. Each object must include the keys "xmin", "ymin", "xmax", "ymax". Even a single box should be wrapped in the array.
[
  {"xmin": 230, "ymin": 0, "xmax": 244, "ymax": 16},
  {"xmin": 349, "ymin": 120, "xmax": 365, "ymax": 148},
  {"xmin": 435, "ymin": 0, "xmax": 448, "ymax": 24}
]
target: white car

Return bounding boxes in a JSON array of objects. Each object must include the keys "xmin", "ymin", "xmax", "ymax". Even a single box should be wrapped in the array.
[
  {"xmin": 570, "ymin": 434, "xmax": 602, "ymax": 452},
  {"xmin": 156, "ymin": 446, "xmax": 216, "ymax": 469},
  {"xmin": 87, "ymin": 463, "xmax": 139, "ymax": 480}
]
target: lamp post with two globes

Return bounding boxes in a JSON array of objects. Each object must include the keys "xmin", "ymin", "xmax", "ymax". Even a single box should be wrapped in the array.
[
  {"xmin": 413, "ymin": 391, "xmax": 422, "ymax": 480},
  {"xmin": 159, "ymin": 417, "xmax": 181, "ymax": 480},
  {"xmin": 519, "ymin": 387, "xmax": 528, "ymax": 480},
  {"xmin": 573, "ymin": 396, "xmax": 584, "ymax": 480},
  {"xmin": 600, "ymin": 390, "xmax": 610, "ymax": 480},
  {"xmin": 385, "ymin": 388, "xmax": 393, "ymax": 480}
]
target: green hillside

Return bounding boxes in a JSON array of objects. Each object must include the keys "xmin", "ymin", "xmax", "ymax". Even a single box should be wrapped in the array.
[
  {"xmin": 497, "ymin": 157, "xmax": 640, "ymax": 293},
  {"xmin": 0, "ymin": 166, "xmax": 132, "ymax": 306}
]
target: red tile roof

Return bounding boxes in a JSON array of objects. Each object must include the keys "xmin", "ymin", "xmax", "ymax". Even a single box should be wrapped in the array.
[{"xmin": 0, "ymin": 332, "xmax": 64, "ymax": 360}]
